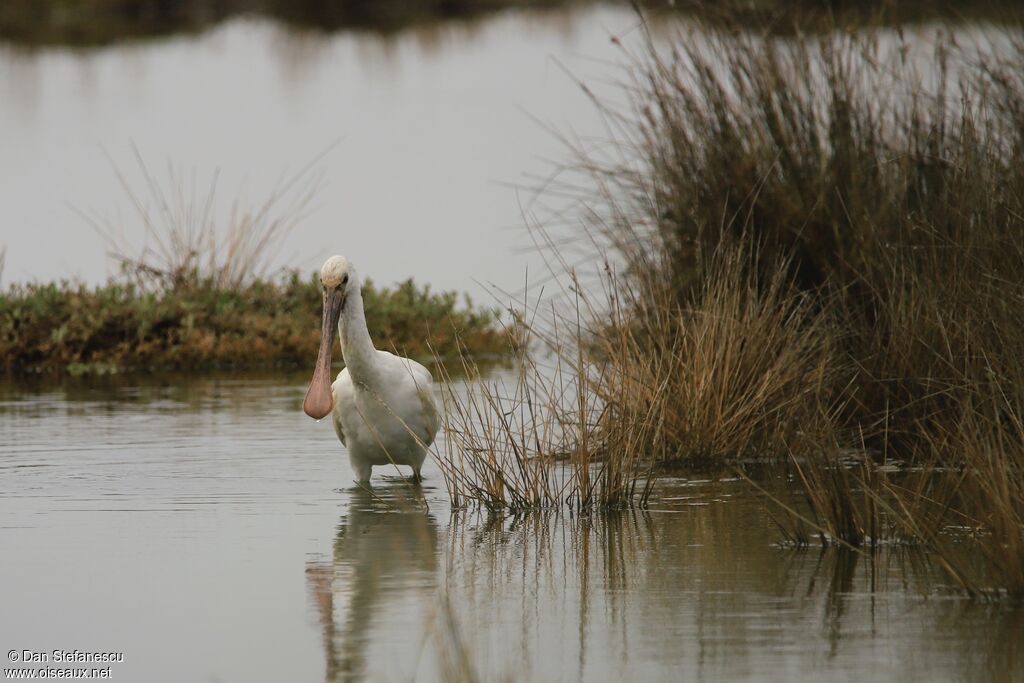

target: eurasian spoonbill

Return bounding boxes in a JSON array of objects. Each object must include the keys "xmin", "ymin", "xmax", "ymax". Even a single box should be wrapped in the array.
[{"xmin": 303, "ymin": 255, "xmax": 439, "ymax": 484}]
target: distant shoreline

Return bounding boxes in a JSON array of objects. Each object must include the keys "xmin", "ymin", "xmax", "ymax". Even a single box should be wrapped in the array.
[
  {"xmin": 0, "ymin": 0, "xmax": 593, "ymax": 48},
  {"xmin": 2, "ymin": 1, "xmax": 1020, "ymax": 49}
]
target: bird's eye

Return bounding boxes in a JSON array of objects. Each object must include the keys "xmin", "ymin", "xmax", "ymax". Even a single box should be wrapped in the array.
[{"xmin": 341, "ymin": 275, "xmax": 349, "ymax": 285}]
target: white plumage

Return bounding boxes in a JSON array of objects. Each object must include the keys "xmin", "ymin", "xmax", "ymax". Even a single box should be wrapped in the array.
[{"xmin": 303, "ymin": 255, "xmax": 439, "ymax": 484}]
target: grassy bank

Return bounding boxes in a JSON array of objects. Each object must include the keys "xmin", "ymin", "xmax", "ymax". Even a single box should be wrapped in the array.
[
  {"xmin": 0, "ymin": 273, "xmax": 503, "ymax": 374},
  {"xmin": 430, "ymin": 17, "xmax": 1024, "ymax": 596}
]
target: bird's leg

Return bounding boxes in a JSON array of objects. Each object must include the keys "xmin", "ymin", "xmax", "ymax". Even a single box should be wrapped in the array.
[
  {"xmin": 410, "ymin": 468, "xmax": 423, "ymax": 485},
  {"xmin": 352, "ymin": 461, "xmax": 373, "ymax": 486}
]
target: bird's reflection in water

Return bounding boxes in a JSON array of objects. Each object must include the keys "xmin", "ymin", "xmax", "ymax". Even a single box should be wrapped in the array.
[{"xmin": 306, "ymin": 483, "xmax": 438, "ymax": 683}]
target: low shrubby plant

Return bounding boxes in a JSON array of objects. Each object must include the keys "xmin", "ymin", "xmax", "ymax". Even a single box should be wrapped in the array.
[{"xmin": 0, "ymin": 273, "xmax": 503, "ymax": 374}]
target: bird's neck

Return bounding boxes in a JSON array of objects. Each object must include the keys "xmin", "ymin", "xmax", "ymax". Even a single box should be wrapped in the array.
[{"xmin": 338, "ymin": 285, "xmax": 377, "ymax": 383}]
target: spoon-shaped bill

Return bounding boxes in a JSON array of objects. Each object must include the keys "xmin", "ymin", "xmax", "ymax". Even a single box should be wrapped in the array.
[{"xmin": 303, "ymin": 288, "xmax": 344, "ymax": 419}]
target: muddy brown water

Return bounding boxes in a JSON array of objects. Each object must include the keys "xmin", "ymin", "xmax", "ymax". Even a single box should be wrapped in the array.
[{"xmin": 0, "ymin": 372, "xmax": 1020, "ymax": 682}]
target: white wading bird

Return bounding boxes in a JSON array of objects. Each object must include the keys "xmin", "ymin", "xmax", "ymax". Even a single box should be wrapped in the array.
[{"xmin": 303, "ymin": 255, "xmax": 440, "ymax": 484}]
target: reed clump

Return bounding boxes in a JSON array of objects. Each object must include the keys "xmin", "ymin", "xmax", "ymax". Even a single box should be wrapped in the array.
[
  {"xmin": 911, "ymin": 385, "xmax": 1024, "ymax": 596},
  {"xmin": 432, "ymin": 322, "xmax": 655, "ymax": 511},
  {"xmin": 429, "ymin": 242, "xmax": 841, "ymax": 511},
  {"xmin": 430, "ymin": 18, "xmax": 1024, "ymax": 590},
  {"xmin": 566, "ymin": 20, "xmax": 1024, "ymax": 594},
  {"xmin": 587, "ymin": 244, "xmax": 842, "ymax": 467}
]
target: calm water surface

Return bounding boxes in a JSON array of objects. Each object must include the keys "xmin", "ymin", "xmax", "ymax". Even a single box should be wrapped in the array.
[
  {"xmin": 1, "ymin": 7, "xmax": 1018, "ymax": 299},
  {"xmin": 0, "ymin": 373, "xmax": 1020, "ymax": 682},
  {"xmin": 0, "ymin": 6, "xmax": 639, "ymax": 294},
  {"xmin": 3, "ymin": 7, "xmax": 1024, "ymax": 682}
]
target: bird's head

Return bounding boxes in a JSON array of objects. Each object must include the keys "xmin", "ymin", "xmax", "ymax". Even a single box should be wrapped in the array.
[
  {"xmin": 303, "ymin": 255, "xmax": 357, "ymax": 420},
  {"xmin": 319, "ymin": 254, "xmax": 356, "ymax": 296}
]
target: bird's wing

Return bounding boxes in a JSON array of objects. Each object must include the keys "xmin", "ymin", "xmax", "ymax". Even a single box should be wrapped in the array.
[
  {"xmin": 331, "ymin": 411, "xmax": 346, "ymax": 446},
  {"xmin": 415, "ymin": 380, "xmax": 440, "ymax": 448},
  {"xmin": 407, "ymin": 359, "xmax": 441, "ymax": 447},
  {"xmin": 380, "ymin": 352, "xmax": 441, "ymax": 448}
]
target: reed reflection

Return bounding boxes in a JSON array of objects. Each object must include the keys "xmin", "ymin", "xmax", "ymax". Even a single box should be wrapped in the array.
[
  {"xmin": 435, "ymin": 483, "xmax": 1024, "ymax": 683},
  {"xmin": 304, "ymin": 477, "xmax": 1024, "ymax": 682}
]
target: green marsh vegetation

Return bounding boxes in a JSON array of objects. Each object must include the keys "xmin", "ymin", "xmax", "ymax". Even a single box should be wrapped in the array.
[
  {"xmin": 0, "ymin": 157, "xmax": 503, "ymax": 375},
  {"xmin": 431, "ymin": 16, "xmax": 1024, "ymax": 598},
  {"xmin": 0, "ymin": 274, "xmax": 502, "ymax": 374}
]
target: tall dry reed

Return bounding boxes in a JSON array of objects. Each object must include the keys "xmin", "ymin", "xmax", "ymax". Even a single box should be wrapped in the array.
[
  {"xmin": 435, "ymin": 15, "xmax": 1024, "ymax": 594},
  {"xmin": 431, "ymin": 312, "xmax": 654, "ymax": 511},
  {"xmin": 82, "ymin": 146, "xmax": 324, "ymax": 291},
  {"xmin": 573, "ymin": 16, "xmax": 1024, "ymax": 594}
]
